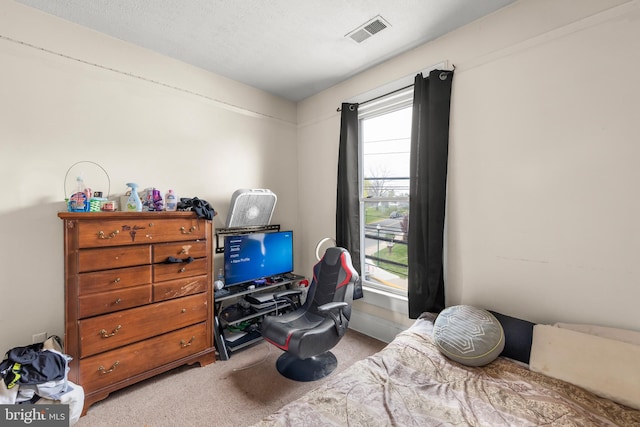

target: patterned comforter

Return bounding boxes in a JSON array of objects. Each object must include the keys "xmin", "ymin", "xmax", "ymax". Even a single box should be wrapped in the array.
[{"xmin": 254, "ymin": 313, "xmax": 640, "ymax": 426}]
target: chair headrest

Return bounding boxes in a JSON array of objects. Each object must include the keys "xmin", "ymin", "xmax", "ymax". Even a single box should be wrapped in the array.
[{"xmin": 322, "ymin": 247, "xmax": 346, "ymax": 266}]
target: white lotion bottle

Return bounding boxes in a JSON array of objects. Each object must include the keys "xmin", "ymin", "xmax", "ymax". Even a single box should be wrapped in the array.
[{"xmin": 165, "ymin": 189, "xmax": 177, "ymax": 211}]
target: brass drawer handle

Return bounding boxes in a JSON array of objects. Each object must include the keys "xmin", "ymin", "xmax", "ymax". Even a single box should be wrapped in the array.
[
  {"xmin": 98, "ymin": 361, "xmax": 120, "ymax": 374},
  {"xmin": 179, "ymin": 267, "xmax": 186, "ymax": 273},
  {"xmin": 98, "ymin": 230, "xmax": 120, "ymax": 239},
  {"xmin": 114, "ymin": 298, "xmax": 122, "ymax": 305},
  {"xmin": 180, "ymin": 226, "xmax": 196, "ymax": 234},
  {"xmin": 99, "ymin": 325, "xmax": 122, "ymax": 338},
  {"xmin": 180, "ymin": 336, "xmax": 196, "ymax": 348},
  {"xmin": 113, "ymin": 277, "xmax": 121, "ymax": 283}
]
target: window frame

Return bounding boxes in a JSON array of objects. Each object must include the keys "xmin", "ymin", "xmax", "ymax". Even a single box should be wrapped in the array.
[{"xmin": 358, "ymin": 88, "xmax": 414, "ymax": 297}]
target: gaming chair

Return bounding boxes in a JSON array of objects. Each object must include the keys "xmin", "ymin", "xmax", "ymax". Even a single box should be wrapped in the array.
[{"xmin": 261, "ymin": 247, "xmax": 358, "ymax": 381}]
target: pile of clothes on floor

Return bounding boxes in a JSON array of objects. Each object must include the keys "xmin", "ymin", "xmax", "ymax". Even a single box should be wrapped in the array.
[{"xmin": 0, "ymin": 336, "xmax": 84, "ymax": 425}]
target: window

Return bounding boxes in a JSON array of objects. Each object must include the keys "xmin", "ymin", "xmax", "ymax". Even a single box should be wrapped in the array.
[{"xmin": 359, "ymin": 88, "xmax": 413, "ymax": 296}]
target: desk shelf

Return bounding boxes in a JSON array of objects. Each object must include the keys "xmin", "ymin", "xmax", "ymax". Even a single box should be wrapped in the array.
[
  {"xmin": 219, "ymin": 302, "xmax": 294, "ymax": 328},
  {"xmin": 224, "ymin": 330, "xmax": 263, "ymax": 352},
  {"xmin": 214, "ymin": 274, "xmax": 306, "ymax": 360}
]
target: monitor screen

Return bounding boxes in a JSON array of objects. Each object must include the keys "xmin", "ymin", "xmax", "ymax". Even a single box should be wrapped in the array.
[{"xmin": 223, "ymin": 230, "xmax": 294, "ymax": 287}]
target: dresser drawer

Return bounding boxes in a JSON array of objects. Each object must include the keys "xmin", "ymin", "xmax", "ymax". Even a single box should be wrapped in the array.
[
  {"xmin": 79, "ymin": 265, "xmax": 152, "ymax": 295},
  {"xmin": 78, "ymin": 218, "xmax": 207, "ymax": 248},
  {"xmin": 153, "ymin": 258, "xmax": 208, "ymax": 283},
  {"xmin": 153, "ymin": 275, "xmax": 208, "ymax": 302},
  {"xmin": 79, "ymin": 293, "xmax": 208, "ymax": 358},
  {"xmin": 153, "ymin": 241, "xmax": 207, "ymax": 263},
  {"xmin": 79, "ymin": 285, "xmax": 152, "ymax": 318},
  {"xmin": 79, "ymin": 246, "xmax": 151, "ymax": 273},
  {"xmin": 79, "ymin": 323, "xmax": 208, "ymax": 394}
]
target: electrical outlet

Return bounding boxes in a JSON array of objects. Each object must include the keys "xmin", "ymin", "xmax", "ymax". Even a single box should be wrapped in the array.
[{"xmin": 32, "ymin": 332, "xmax": 47, "ymax": 343}]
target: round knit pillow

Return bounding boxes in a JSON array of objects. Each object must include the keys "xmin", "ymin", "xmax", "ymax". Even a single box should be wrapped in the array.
[{"xmin": 433, "ymin": 305, "xmax": 504, "ymax": 367}]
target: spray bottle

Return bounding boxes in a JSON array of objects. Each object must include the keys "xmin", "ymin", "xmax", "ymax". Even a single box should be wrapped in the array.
[{"xmin": 126, "ymin": 183, "xmax": 142, "ymax": 212}]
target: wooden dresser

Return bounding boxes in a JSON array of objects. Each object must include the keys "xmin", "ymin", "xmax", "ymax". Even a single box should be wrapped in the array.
[{"xmin": 58, "ymin": 212, "xmax": 215, "ymax": 414}]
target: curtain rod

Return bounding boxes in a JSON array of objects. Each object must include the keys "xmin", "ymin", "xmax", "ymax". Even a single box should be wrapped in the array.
[
  {"xmin": 336, "ymin": 64, "xmax": 455, "ymax": 112},
  {"xmin": 336, "ymin": 83, "xmax": 413, "ymax": 112}
]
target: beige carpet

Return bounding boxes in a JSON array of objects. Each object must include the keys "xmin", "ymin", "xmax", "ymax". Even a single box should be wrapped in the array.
[{"xmin": 74, "ymin": 329, "xmax": 386, "ymax": 427}]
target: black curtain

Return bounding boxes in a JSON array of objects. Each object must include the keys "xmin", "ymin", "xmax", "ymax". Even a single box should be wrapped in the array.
[
  {"xmin": 408, "ymin": 69, "xmax": 454, "ymax": 318},
  {"xmin": 336, "ymin": 103, "xmax": 363, "ymax": 299}
]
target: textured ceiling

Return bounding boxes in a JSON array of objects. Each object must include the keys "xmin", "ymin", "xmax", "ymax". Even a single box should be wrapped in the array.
[{"xmin": 15, "ymin": 0, "xmax": 517, "ymax": 102}]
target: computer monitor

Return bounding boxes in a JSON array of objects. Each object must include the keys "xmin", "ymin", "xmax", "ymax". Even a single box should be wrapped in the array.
[{"xmin": 223, "ymin": 230, "xmax": 293, "ymax": 287}]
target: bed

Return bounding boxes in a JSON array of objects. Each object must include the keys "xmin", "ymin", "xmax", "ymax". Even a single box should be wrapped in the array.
[{"xmin": 254, "ymin": 308, "xmax": 640, "ymax": 426}]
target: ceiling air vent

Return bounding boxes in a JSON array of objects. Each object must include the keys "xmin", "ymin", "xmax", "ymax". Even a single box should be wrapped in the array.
[{"xmin": 346, "ymin": 15, "xmax": 390, "ymax": 44}]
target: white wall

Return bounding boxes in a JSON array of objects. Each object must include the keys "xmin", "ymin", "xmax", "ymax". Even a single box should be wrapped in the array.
[
  {"xmin": 0, "ymin": 1, "xmax": 299, "ymax": 350},
  {"xmin": 2, "ymin": 0, "xmax": 639, "ymax": 351},
  {"xmin": 297, "ymin": 0, "xmax": 640, "ymax": 333}
]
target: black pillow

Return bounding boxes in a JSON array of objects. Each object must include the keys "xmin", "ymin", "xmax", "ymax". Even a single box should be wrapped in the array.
[{"xmin": 489, "ymin": 310, "xmax": 535, "ymax": 364}]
